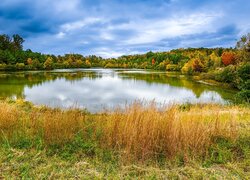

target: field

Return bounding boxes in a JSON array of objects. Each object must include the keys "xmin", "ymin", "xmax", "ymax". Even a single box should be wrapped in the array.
[{"xmin": 0, "ymin": 99, "xmax": 249, "ymax": 179}]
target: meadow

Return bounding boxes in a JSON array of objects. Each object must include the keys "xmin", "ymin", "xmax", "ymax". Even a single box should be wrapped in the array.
[{"xmin": 0, "ymin": 99, "xmax": 249, "ymax": 178}]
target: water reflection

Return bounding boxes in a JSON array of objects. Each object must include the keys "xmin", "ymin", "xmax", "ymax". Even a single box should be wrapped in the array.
[{"xmin": 0, "ymin": 69, "xmax": 237, "ymax": 112}]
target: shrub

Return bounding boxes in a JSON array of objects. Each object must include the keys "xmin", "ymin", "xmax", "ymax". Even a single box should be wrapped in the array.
[
  {"xmin": 5, "ymin": 64, "xmax": 16, "ymax": 71},
  {"xmin": 166, "ymin": 64, "xmax": 179, "ymax": 71},
  {"xmin": 16, "ymin": 63, "xmax": 25, "ymax": 70},
  {"xmin": 215, "ymin": 65, "xmax": 236, "ymax": 84},
  {"xmin": 235, "ymin": 63, "xmax": 250, "ymax": 103},
  {"xmin": 0, "ymin": 63, "xmax": 6, "ymax": 70},
  {"xmin": 236, "ymin": 63, "xmax": 250, "ymax": 89},
  {"xmin": 235, "ymin": 90, "xmax": 250, "ymax": 103}
]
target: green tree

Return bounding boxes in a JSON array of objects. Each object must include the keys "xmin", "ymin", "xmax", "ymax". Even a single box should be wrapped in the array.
[
  {"xmin": 12, "ymin": 34, "xmax": 24, "ymax": 51},
  {"xmin": 0, "ymin": 34, "xmax": 11, "ymax": 50},
  {"xmin": 236, "ymin": 33, "xmax": 250, "ymax": 62}
]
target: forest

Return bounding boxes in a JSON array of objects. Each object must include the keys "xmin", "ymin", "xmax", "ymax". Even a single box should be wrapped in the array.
[{"xmin": 1, "ymin": 33, "xmax": 250, "ymax": 103}]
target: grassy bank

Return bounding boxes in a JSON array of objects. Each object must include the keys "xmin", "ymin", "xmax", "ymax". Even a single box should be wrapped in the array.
[{"xmin": 0, "ymin": 100, "xmax": 249, "ymax": 178}]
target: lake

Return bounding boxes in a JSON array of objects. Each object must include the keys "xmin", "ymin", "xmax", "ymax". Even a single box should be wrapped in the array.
[{"xmin": 0, "ymin": 68, "xmax": 237, "ymax": 112}]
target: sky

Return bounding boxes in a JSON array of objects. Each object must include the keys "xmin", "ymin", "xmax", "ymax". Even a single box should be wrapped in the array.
[{"xmin": 0, "ymin": 0, "xmax": 250, "ymax": 57}]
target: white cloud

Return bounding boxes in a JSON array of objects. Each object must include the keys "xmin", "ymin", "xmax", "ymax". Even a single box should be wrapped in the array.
[
  {"xmin": 118, "ymin": 12, "xmax": 224, "ymax": 45},
  {"xmin": 61, "ymin": 17, "xmax": 102, "ymax": 32},
  {"xmin": 100, "ymin": 31, "xmax": 114, "ymax": 40},
  {"xmin": 9, "ymin": 0, "xmax": 248, "ymax": 57},
  {"xmin": 56, "ymin": 32, "xmax": 66, "ymax": 38},
  {"xmin": 54, "ymin": 0, "xmax": 80, "ymax": 13},
  {"xmin": 95, "ymin": 50, "xmax": 124, "ymax": 58}
]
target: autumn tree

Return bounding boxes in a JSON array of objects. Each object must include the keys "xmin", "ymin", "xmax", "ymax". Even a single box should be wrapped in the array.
[
  {"xmin": 181, "ymin": 62, "xmax": 193, "ymax": 75},
  {"xmin": 152, "ymin": 58, "xmax": 155, "ymax": 65},
  {"xmin": 221, "ymin": 51, "xmax": 236, "ymax": 66},
  {"xmin": 27, "ymin": 58, "xmax": 33, "ymax": 65},
  {"xmin": 67, "ymin": 56, "xmax": 73, "ymax": 66},
  {"xmin": 76, "ymin": 59, "xmax": 83, "ymax": 67},
  {"xmin": 192, "ymin": 58, "xmax": 204, "ymax": 72},
  {"xmin": 85, "ymin": 59, "xmax": 91, "ymax": 66},
  {"xmin": 63, "ymin": 61, "xmax": 70, "ymax": 68},
  {"xmin": 209, "ymin": 52, "xmax": 221, "ymax": 68},
  {"xmin": 44, "ymin": 57, "xmax": 53, "ymax": 70}
]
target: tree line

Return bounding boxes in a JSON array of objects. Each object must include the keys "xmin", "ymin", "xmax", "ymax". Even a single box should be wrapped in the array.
[{"xmin": 0, "ymin": 33, "xmax": 249, "ymax": 102}]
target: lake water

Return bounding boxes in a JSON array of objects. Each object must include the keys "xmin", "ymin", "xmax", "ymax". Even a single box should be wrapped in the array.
[{"xmin": 0, "ymin": 68, "xmax": 237, "ymax": 112}]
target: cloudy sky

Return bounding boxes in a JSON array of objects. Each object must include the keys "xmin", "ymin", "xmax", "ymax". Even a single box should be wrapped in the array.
[{"xmin": 0, "ymin": 0, "xmax": 249, "ymax": 57}]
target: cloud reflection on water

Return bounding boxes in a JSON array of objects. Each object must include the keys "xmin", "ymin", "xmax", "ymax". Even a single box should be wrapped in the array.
[{"xmin": 23, "ymin": 69, "xmax": 227, "ymax": 112}]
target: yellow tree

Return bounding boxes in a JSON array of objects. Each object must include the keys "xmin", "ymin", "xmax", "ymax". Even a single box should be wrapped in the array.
[
  {"xmin": 209, "ymin": 52, "xmax": 221, "ymax": 68},
  {"xmin": 181, "ymin": 61, "xmax": 193, "ymax": 74},
  {"xmin": 27, "ymin": 58, "xmax": 33, "ymax": 65},
  {"xmin": 85, "ymin": 59, "xmax": 91, "ymax": 66},
  {"xmin": 76, "ymin": 59, "xmax": 83, "ymax": 67},
  {"xmin": 67, "ymin": 56, "xmax": 73, "ymax": 66},
  {"xmin": 44, "ymin": 57, "xmax": 53, "ymax": 70}
]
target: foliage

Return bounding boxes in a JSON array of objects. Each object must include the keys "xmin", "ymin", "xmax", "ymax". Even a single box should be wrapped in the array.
[
  {"xmin": 236, "ymin": 63, "xmax": 250, "ymax": 87},
  {"xmin": 235, "ymin": 63, "xmax": 250, "ymax": 102},
  {"xmin": 166, "ymin": 64, "xmax": 178, "ymax": 71},
  {"xmin": 236, "ymin": 33, "xmax": 250, "ymax": 62},
  {"xmin": 0, "ymin": 33, "xmax": 243, "ymax": 74},
  {"xmin": 151, "ymin": 58, "xmax": 155, "ymax": 65},
  {"xmin": 181, "ymin": 61, "xmax": 193, "ymax": 75},
  {"xmin": 27, "ymin": 58, "xmax": 33, "ymax": 65},
  {"xmin": 215, "ymin": 65, "xmax": 236, "ymax": 84},
  {"xmin": 16, "ymin": 63, "xmax": 25, "ymax": 70},
  {"xmin": 0, "ymin": 34, "xmax": 24, "ymax": 51},
  {"xmin": 221, "ymin": 51, "xmax": 236, "ymax": 66},
  {"xmin": 0, "ymin": 33, "xmax": 249, "ymax": 102},
  {"xmin": 44, "ymin": 57, "xmax": 54, "ymax": 70},
  {"xmin": 235, "ymin": 90, "xmax": 250, "ymax": 103},
  {"xmin": 192, "ymin": 58, "xmax": 204, "ymax": 72}
]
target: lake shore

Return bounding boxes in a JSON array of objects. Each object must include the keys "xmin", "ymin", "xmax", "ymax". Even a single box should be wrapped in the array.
[
  {"xmin": 0, "ymin": 99, "xmax": 249, "ymax": 178},
  {"xmin": 0, "ymin": 69, "xmax": 238, "ymax": 112},
  {"xmin": 0, "ymin": 67, "xmax": 240, "ymax": 88}
]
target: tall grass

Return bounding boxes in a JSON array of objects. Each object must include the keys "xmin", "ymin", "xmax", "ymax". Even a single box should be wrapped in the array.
[
  {"xmin": 0, "ymin": 101, "xmax": 85, "ymax": 145},
  {"xmin": 99, "ymin": 103, "xmax": 239, "ymax": 161},
  {"xmin": 0, "ymin": 100, "xmax": 249, "ymax": 162}
]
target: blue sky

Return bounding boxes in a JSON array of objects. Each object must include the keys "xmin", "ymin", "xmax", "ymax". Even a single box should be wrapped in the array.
[{"xmin": 0, "ymin": 0, "xmax": 250, "ymax": 57}]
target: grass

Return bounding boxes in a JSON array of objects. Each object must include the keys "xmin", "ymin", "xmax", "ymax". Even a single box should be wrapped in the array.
[
  {"xmin": 1, "ymin": 147, "xmax": 249, "ymax": 179},
  {"xmin": 0, "ymin": 99, "xmax": 249, "ymax": 178}
]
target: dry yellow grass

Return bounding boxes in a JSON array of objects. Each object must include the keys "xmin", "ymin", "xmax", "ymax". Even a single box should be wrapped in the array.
[
  {"xmin": 41, "ymin": 109, "xmax": 85, "ymax": 144},
  {"xmin": 0, "ymin": 100, "xmax": 249, "ymax": 161},
  {"xmin": 0, "ymin": 101, "xmax": 85, "ymax": 145},
  {"xmin": 99, "ymin": 103, "xmax": 242, "ymax": 161}
]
